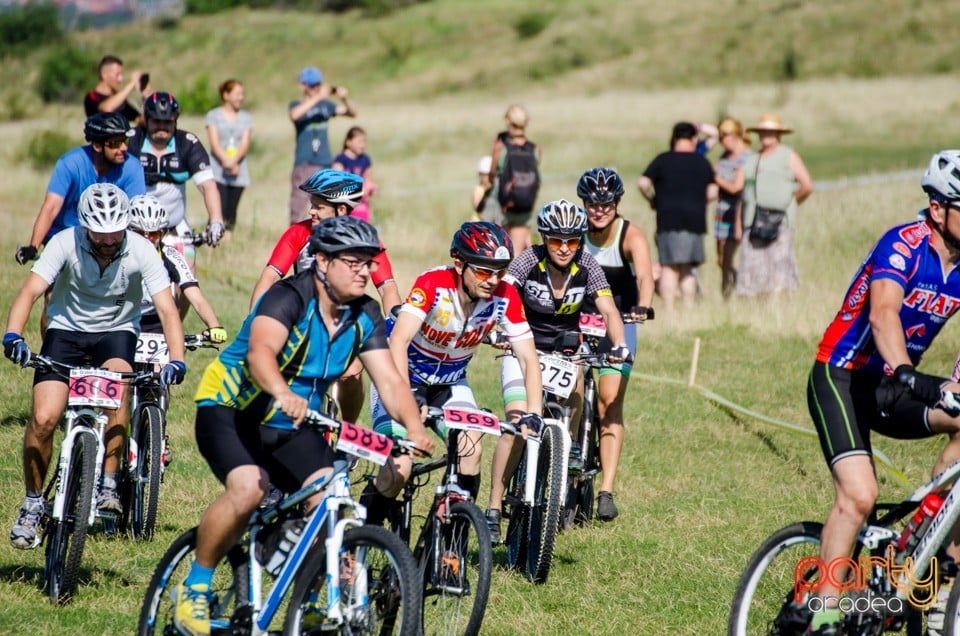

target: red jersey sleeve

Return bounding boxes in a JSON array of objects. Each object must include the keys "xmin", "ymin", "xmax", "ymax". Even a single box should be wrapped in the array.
[
  {"xmin": 265, "ymin": 221, "xmax": 312, "ymax": 276},
  {"xmin": 399, "ymin": 267, "xmax": 447, "ymax": 321}
]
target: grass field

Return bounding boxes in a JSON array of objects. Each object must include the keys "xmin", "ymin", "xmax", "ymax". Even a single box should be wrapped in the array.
[{"xmin": 1, "ymin": 2, "xmax": 960, "ymax": 634}]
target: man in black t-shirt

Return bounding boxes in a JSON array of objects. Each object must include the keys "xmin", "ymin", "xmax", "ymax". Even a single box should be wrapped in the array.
[
  {"xmin": 84, "ymin": 54, "xmax": 149, "ymax": 126},
  {"xmin": 637, "ymin": 121, "xmax": 717, "ymax": 312}
]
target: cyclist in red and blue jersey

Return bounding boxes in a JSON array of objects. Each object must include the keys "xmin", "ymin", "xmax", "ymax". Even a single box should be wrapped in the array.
[
  {"xmin": 805, "ymin": 150, "xmax": 960, "ymax": 635},
  {"xmin": 176, "ymin": 216, "xmax": 433, "ymax": 636}
]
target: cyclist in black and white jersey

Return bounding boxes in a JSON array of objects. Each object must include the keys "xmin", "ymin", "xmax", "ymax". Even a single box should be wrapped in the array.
[
  {"xmin": 485, "ymin": 199, "xmax": 629, "ymax": 540},
  {"xmin": 128, "ymin": 91, "xmax": 224, "ymax": 270},
  {"xmin": 3, "ymin": 184, "xmax": 186, "ymax": 549}
]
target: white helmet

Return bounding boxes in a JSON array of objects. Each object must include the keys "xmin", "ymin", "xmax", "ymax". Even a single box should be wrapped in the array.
[
  {"xmin": 921, "ymin": 150, "xmax": 960, "ymax": 201},
  {"xmin": 537, "ymin": 199, "xmax": 588, "ymax": 235},
  {"xmin": 78, "ymin": 183, "xmax": 130, "ymax": 233},
  {"xmin": 128, "ymin": 194, "xmax": 167, "ymax": 233}
]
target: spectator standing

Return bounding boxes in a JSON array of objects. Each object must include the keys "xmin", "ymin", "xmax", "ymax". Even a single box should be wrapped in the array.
[
  {"xmin": 332, "ymin": 126, "xmax": 377, "ymax": 224},
  {"xmin": 713, "ymin": 116, "xmax": 753, "ymax": 298},
  {"xmin": 736, "ymin": 113, "xmax": 814, "ymax": 297},
  {"xmin": 487, "ymin": 104, "xmax": 541, "ymax": 252},
  {"xmin": 471, "ymin": 155, "xmax": 503, "ymax": 224},
  {"xmin": 637, "ymin": 122, "xmax": 717, "ymax": 312},
  {"xmin": 288, "ymin": 66, "xmax": 356, "ymax": 224},
  {"xmin": 84, "ymin": 54, "xmax": 149, "ymax": 125},
  {"xmin": 206, "ymin": 79, "xmax": 253, "ymax": 235}
]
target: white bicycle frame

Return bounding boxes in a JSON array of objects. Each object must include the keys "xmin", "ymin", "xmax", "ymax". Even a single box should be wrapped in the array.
[
  {"xmin": 517, "ymin": 417, "xmax": 569, "ymax": 508},
  {"xmin": 51, "ymin": 406, "xmax": 106, "ymax": 528}
]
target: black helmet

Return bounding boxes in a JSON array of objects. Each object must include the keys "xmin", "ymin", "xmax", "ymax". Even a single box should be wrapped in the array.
[
  {"xmin": 577, "ymin": 167, "xmax": 625, "ymax": 205},
  {"xmin": 308, "ymin": 216, "xmax": 383, "ymax": 257},
  {"xmin": 143, "ymin": 91, "xmax": 180, "ymax": 121},
  {"xmin": 450, "ymin": 221, "xmax": 514, "ymax": 268},
  {"xmin": 84, "ymin": 112, "xmax": 132, "ymax": 143}
]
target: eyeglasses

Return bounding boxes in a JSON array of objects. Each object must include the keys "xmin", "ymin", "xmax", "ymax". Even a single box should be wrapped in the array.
[
  {"xmin": 544, "ymin": 235, "xmax": 582, "ymax": 250},
  {"xmin": 466, "ymin": 262, "xmax": 507, "ymax": 282},
  {"xmin": 103, "ymin": 138, "xmax": 129, "ymax": 149},
  {"xmin": 337, "ymin": 255, "xmax": 378, "ymax": 273}
]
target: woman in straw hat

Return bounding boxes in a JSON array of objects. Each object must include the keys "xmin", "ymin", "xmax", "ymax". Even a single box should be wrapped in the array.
[
  {"xmin": 713, "ymin": 116, "xmax": 753, "ymax": 298},
  {"xmin": 735, "ymin": 113, "xmax": 813, "ymax": 297}
]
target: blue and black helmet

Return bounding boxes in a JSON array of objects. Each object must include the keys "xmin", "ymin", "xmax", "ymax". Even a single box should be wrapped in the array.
[
  {"xmin": 298, "ymin": 168, "xmax": 364, "ymax": 210},
  {"xmin": 577, "ymin": 167, "xmax": 625, "ymax": 205}
]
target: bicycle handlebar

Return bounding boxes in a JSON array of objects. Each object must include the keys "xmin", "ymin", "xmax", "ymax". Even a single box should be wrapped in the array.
[{"xmin": 184, "ymin": 332, "xmax": 220, "ymax": 352}]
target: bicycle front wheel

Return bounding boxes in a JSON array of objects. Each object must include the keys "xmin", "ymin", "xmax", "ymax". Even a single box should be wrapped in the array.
[
  {"xmin": 137, "ymin": 527, "xmax": 249, "ymax": 635},
  {"xmin": 46, "ymin": 430, "xmax": 97, "ymax": 604},
  {"xmin": 420, "ymin": 500, "xmax": 492, "ymax": 636},
  {"xmin": 728, "ymin": 522, "xmax": 823, "ymax": 636},
  {"xmin": 284, "ymin": 524, "xmax": 421, "ymax": 635},
  {"xmin": 525, "ymin": 424, "xmax": 564, "ymax": 584},
  {"xmin": 504, "ymin": 453, "xmax": 528, "ymax": 572},
  {"xmin": 128, "ymin": 404, "xmax": 164, "ymax": 539}
]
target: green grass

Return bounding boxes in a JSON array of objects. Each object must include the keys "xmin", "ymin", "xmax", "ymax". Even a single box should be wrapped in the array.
[{"xmin": 1, "ymin": 2, "xmax": 960, "ymax": 634}]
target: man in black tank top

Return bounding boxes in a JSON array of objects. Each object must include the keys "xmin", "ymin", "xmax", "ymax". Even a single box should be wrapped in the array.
[{"xmin": 578, "ymin": 168, "xmax": 656, "ymax": 521}]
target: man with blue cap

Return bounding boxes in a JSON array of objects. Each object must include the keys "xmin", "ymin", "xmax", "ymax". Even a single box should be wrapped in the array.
[{"xmin": 287, "ymin": 66, "xmax": 357, "ymax": 224}]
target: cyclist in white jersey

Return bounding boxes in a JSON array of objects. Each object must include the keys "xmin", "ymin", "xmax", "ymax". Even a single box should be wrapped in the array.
[
  {"xmin": 3, "ymin": 184, "xmax": 186, "ymax": 549},
  {"xmin": 578, "ymin": 167, "xmax": 655, "ymax": 521}
]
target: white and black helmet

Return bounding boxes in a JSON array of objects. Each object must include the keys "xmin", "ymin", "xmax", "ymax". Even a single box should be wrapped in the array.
[
  {"xmin": 922, "ymin": 150, "xmax": 960, "ymax": 201},
  {"xmin": 537, "ymin": 199, "xmax": 588, "ymax": 235},
  {"xmin": 128, "ymin": 194, "xmax": 167, "ymax": 233},
  {"xmin": 78, "ymin": 183, "xmax": 130, "ymax": 233}
]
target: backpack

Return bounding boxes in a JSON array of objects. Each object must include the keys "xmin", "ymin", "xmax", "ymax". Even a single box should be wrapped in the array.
[{"xmin": 497, "ymin": 141, "xmax": 540, "ymax": 212}]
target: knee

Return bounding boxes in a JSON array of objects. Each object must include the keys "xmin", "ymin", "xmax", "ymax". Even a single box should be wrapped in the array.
[
  {"xmin": 226, "ymin": 474, "xmax": 269, "ymax": 515},
  {"xmin": 30, "ymin": 410, "xmax": 61, "ymax": 440},
  {"xmin": 838, "ymin": 486, "xmax": 878, "ymax": 520}
]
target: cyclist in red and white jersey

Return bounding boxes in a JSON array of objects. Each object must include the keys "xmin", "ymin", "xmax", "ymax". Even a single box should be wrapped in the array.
[
  {"xmin": 250, "ymin": 169, "xmax": 400, "ymax": 425},
  {"xmin": 362, "ymin": 222, "xmax": 543, "ymax": 525}
]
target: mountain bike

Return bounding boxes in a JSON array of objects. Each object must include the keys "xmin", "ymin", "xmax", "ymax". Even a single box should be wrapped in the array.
[
  {"xmin": 25, "ymin": 354, "xmax": 150, "ymax": 603},
  {"xmin": 118, "ymin": 332, "xmax": 218, "ymax": 539},
  {"xmin": 138, "ymin": 405, "xmax": 421, "ymax": 635},
  {"xmin": 382, "ymin": 405, "xmax": 500, "ymax": 636},
  {"xmin": 728, "ymin": 393, "xmax": 960, "ymax": 636}
]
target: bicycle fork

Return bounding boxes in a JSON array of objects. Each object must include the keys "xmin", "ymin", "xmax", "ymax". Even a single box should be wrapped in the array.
[{"xmin": 52, "ymin": 408, "xmax": 106, "ymax": 528}]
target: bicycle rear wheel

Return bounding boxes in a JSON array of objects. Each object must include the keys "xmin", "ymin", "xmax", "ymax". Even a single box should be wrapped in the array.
[
  {"xmin": 127, "ymin": 404, "xmax": 164, "ymax": 539},
  {"xmin": 284, "ymin": 524, "xmax": 421, "ymax": 635},
  {"xmin": 45, "ymin": 430, "xmax": 96, "ymax": 604},
  {"xmin": 563, "ymin": 393, "xmax": 598, "ymax": 530},
  {"xmin": 137, "ymin": 527, "xmax": 249, "ymax": 636},
  {"xmin": 420, "ymin": 500, "xmax": 492, "ymax": 636},
  {"xmin": 525, "ymin": 424, "xmax": 564, "ymax": 584}
]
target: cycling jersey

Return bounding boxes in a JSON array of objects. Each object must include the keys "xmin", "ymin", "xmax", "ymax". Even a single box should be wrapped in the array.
[
  {"xmin": 583, "ymin": 218, "xmax": 638, "ymax": 310},
  {"xmin": 32, "ymin": 228, "xmax": 170, "ymax": 334},
  {"xmin": 264, "ymin": 219, "xmax": 394, "ymax": 287},
  {"xmin": 45, "ymin": 146, "xmax": 146, "ymax": 242},
  {"xmin": 506, "ymin": 245, "xmax": 612, "ymax": 350},
  {"xmin": 399, "ymin": 266, "xmax": 531, "ymax": 385},
  {"xmin": 195, "ymin": 270, "xmax": 387, "ymax": 430},
  {"xmin": 128, "ymin": 128, "xmax": 214, "ymax": 228},
  {"xmin": 140, "ymin": 245, "xmax": 199, "ymax": 332},
  {"xmin": 816, "ymin": 220, "xmax": 960, "ymax": 374}
]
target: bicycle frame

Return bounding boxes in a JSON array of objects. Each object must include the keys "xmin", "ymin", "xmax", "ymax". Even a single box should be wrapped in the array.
[{"xmin": 51, "ymin": 406, "xmax": 106, "ymax": 527}]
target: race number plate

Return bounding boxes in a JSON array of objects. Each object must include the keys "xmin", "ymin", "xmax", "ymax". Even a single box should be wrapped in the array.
[
  {"xmin": 336, "ymin": 420, "xmax": 393, "ymax": 465},
  {"xmin": 443, "ymin": 407, "xmax": 502, "ymax": 436},
  {"xmin": 539, "ymin": 355, "xmax": 577, "ymax": 399},
  {"xmin": 579, "ymin": 313, "xmax": 606, "ymax": 337},
  {"xmin": 135, "ymin": 333, "xmax": 170, "ymax": 365},
  {"xmin": 68, "ymin": 368, "xmax": 122, "ymax": 409}
]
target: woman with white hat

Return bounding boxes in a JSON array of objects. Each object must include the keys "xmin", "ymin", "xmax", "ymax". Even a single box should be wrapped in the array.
[{"xmin": 735, "ymin": 113, "xmax": 814, "ymax": 297}]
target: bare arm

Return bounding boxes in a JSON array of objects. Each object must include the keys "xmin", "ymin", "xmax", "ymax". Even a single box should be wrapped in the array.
[
  {"xmin": 332, "ymin": 87, "xmax": 356, "ymax": 118},
  {"xmin": 716, "ymin": 165, "xmax": 745, "ymax": 195},
  {"xmin": 624, "ymin": 224, "xmax": 655, "ymax": 308},
  {"xmin": 868, "ymin": 279, "xmax": 910, "ymax": 370},
  {"xmin": 288, "ymin": 86, "xmax": 331, "ymax": 122},
  {"xmin": 97, "ymin": 71, "xmax": 143, "ymax": 114},
  {"xmin": 376, "ymin": 280, "xmax": 402, "ymax": 316},
  {"xmin": 636, "ymin": 176, "xmax": 655, "ymax": 206},
  {"xmin": 596, "ymin": 295, "xmax": 627, "ymax": 346},
  {"xmin": 388, "ymin": 311, "xmax": 421, "ymax": 390},
  {"xmin": 707, "ymin": 182, "xmax": 719, "ymax": 202},
  {"xmin": 791, "ymin": 150, "xmax": 814, "ymax": 204},
  {"xmin": 206, "ymin": 123, "xmax": 232, "ymax": 169},
  {"xmin": 27, "ymin": 193, "xmax": 65, "ymax": 249},
  {"xmin": 181, "ymin": 285, "xmax": 221, "ymax": 329},
  {"xmin": 250, "ymin": 267, "xmax": 282, "ymax": 310},
  {"xmin": 359, "ymin": 348, "xmax": 434, "ymax": 454},
  {"xmin": 510, "ymin": 337, "xmax": 543, "ymax": 414},
  {"xmin": 5, "ymin": 273, "xmax": 50, "ymax": 336},
  {"xmin": 197, "ymin": 178, "xmax": 224, "ymax": 225},
  {"xmin": 153, "ymin": 288, "xmax": 186, "ymax": 363},
  {"xmin": 485, "ymin": 139, "xmax": 504, "ymax": 190}
]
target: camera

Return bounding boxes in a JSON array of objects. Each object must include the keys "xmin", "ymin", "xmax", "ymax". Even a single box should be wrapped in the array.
[{"xmin": 139, "ymin": 73, "xmax": 150, "ymax": 91}]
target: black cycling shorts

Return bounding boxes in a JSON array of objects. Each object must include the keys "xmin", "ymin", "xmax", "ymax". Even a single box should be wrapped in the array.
[
  {"xmin": 807, "ymin": 361, "xmax": 932, "ymax": 467},
  {"xmin": 195, "ymin": 404, "xmax": 336, "ymax": 494},
  {"xmin": 35, "ymin": 329, "xmax": 137, "ymax": 386}
]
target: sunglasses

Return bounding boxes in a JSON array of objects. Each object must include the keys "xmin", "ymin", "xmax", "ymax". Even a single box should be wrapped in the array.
[
  {"xmin": 544, "ymin": 235, "xmax": 582, "ymax": 250},
  {"xmin": 139, "ymin": 230, "xmax": 164, "ymax": 241},
  {"xmin": 466, "ymin": 262, "xmax": 507, "ymax": 282},
  {"xmin": 337, "ymin": 255, "xmax": 378, "ymax": 273},
  {"xmin": 103, "ymin": 138, "xmax": 129, "ymax": 149}
]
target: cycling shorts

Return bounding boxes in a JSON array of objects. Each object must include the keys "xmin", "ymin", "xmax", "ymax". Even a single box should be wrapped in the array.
[
  {"xmin": 35, "ymin": 329, "xmax": 136, "ymax": 386},
  {"xmin": 807, "ymin": 361, "xmax": 932, "ymax": 467},
  {"xmin": 195, "ymin": 404, "xmax": 335, "ymax": 494},
  {"xmin": 370, "ymin": 380, "xmax": 477, "ymax": 440}
]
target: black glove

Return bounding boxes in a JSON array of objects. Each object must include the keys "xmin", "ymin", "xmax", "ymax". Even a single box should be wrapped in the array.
[
  {"xmin": 159, "ymin": 360, "xmax": 187, "ymax": 387},
  {"xmin": 3, "ymin": 332, "xmax": 30, "ymax": 367},
  {"xmin": 518, "ymin": 412, "xmax": 544, "ymax": 436},
  {"xmin": 15, "ymin": 245, "xmax": 37, "ymax": 265},
  {"xmin": 607, "ymin": 344, "xmax": 633, "ymax": 364},
  {"xmin": 894, "ymin": 364, "xmax": 944, "ymax": 407},
  {"xmin": 629, "ymin": 305, "xmax": 654, "ymax": 321}
]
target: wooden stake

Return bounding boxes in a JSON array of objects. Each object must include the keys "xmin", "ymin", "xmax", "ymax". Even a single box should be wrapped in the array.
[{"xmin": 688, "ymin": 337, "xmax": 701, "ymax": 388}]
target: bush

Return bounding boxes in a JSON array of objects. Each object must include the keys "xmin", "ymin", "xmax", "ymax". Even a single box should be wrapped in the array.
[
  {"xmin": 176, "ymin": 73, "xmax": 219, "ymax": 115},
  {"xmin": 0, "ymin": 4, "xmax": 63, "ymax": 58},
  {"xmin": 185, "ymin": 0, "xmax": 243, "ymax": 15},
  {"xmin": 20, "ymin": 129, "xmax": 75, "ymax": 170},
  {"xmin": 37, "ymin": 45, "xmax": 96, "ymax": 104},
  {"xmin": 513, "ymin": 11, "xmax": 550, "ymax": 40}
]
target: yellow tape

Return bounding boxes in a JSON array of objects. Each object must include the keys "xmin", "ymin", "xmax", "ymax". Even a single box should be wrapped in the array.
[{"xmin": 629, "ymin": 372, "xmax": 915, "ymax": 491}]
